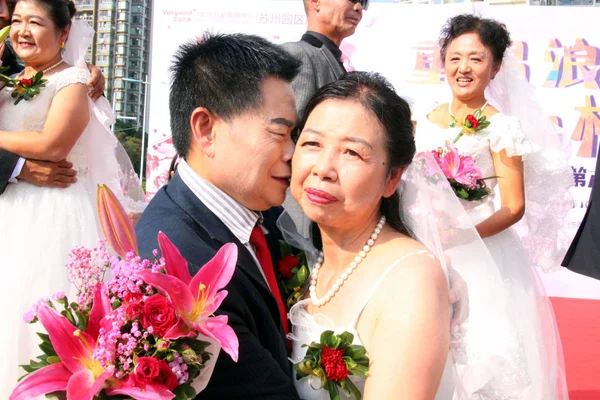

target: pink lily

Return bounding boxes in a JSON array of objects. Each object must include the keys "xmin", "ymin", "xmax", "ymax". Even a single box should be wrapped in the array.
[
  {"xmin": 439, "ymin": 144, "xmax": 483, "ymax": 186},
  {"xmin": 97, "ymin": 184, "xmax": 137, "ymax": 258},
  {"xmin": 105, "ymin": 376, "xmax": 175, "ymax": 399},
  {"xmin": 135, "ymin": 232, "xmax": 240, "ymax": 362},
  {"xmin": 10, "ymin": 285, "xmax": 112, "ymax": 400}
]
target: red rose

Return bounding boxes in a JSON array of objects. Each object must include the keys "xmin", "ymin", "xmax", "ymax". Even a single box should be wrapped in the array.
[
  {"xmin": 142, "ymin": 294, "xmax": 176, "ymax": 337},
  {"xmin": 321, "ymin": 346, "xmax": 349, "ymax": 382},
  {"xmin": 152, "ymin": 359, "xmax": 179, "ymax": 390},
  {"xmin": 278, "ymin": 255, "xmax": 299, "ymax": 279},
  {"xmin": 124, "ymin": 292, "xmax": 143, "ymax": 304},
  {"xmin": 125, "ymin": 302, "xmax": 144, "ymax": 320},
  {"xmin": 19, "ymin": 78, "xmax": 33, "ymax": 86},
  {"xmin": 466, "ymin": 114, "xmax": 479, "ymax": 129},
  {"xmin": 131, "ymin": 356, "xmax": 160, "ymax": 388}
]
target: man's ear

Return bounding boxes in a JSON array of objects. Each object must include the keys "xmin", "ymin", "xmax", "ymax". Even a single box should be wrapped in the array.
[
  {"xmin": 382, "ymin": 166, "xmax": 406, "ymax": 198},
  {"xmin": 190, "ymin": 107, "xmax": 218, "ymax": 158}
]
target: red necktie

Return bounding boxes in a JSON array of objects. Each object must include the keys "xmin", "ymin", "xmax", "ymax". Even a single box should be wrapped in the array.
[{"xmin": 249, "ymin": 226, "xmax": 290, "ymax": 336}]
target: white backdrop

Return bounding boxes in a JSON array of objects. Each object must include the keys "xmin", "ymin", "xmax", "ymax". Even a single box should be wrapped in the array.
[{"xmin": 145, "ymin": 0, "xmax": 600, "ymax": 297}]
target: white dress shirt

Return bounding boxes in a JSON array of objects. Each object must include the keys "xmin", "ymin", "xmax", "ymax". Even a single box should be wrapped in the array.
[{"xmin": 9, "ymin": 157, "xmax": 25, "ymax": 183}]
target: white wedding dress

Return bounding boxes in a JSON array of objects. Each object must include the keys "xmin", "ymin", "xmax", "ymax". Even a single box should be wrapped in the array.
[
  {"xmin": 414, "ymin": 113, "xmax": 568, "ymax": 399},
  {"xmin": 289, "ymin": 250, "xmax": 455, "ymax": 400},
  {"xmin": 0, "ymin": 67, "xmax": 103, "ymax": 397},
  {"xmin": 0, "ymin": 65, "xmax": 145, "ymax": 396}
]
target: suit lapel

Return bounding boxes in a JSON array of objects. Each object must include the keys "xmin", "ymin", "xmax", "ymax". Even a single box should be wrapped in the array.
[
  {"xmin": 319, "ymin": 46, "xmax": 346, "ymax": 80},
  {"xmin": 166, "ymin": 175, "xmax": 285, "ymax": 329}
]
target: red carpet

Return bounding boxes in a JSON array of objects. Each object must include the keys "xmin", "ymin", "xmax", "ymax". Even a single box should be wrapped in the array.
[{"xmin": 550, "ymin": 297, "xmax": 600, "ymax": 400}]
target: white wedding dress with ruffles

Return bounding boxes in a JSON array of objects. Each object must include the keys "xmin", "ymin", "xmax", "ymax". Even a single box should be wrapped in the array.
[
  {"xmin": 414, "ymin": 113, "xmax": 568, "ymax": 399},
  {"xmin": 288, "ymin": 250, "xmax": 456, "ymax": 399}
]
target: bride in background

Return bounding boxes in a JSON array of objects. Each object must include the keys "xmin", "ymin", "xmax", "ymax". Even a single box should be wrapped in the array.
[
  {"xmin": 0, "ymin": 0, "xmax": 143, "ymax": 394},
  {"xmin": 414, "ymin": 13, "xmax": 569, "ymax": 399}
]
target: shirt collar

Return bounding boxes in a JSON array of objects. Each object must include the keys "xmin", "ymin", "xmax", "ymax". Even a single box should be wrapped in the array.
[
  {"xmin": 304, "ymin": 31, "xmax": 343, "ymax": 63},
  {"xmin": 177, "ymin": 159, "xmax": 260, "ymax": 244}
]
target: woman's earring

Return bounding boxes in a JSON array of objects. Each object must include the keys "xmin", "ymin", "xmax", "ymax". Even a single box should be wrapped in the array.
[{"xmin": 60, "ymin": 41, "xmax": 65, "ymax": 49}]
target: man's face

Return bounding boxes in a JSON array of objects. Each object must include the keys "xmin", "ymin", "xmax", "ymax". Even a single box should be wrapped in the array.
[
  {"xmin": 317, "ymin": 0, "xmax": 364, "ymax": 40},
  {"xmin": 209, "ymin": 77, "xmax": 297, "ymax": 211},
  {"xmin": 0, "ymin": 0, "xmax": 11, "ymax": 30}
]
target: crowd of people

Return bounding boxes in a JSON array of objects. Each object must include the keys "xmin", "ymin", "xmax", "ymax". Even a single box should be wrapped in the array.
[{"xmin": 1, "ymin": 0, "xmax": 598, "ymax": 398}]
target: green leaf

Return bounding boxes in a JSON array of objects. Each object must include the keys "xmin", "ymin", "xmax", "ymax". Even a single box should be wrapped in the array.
[
  {"xmin": 37, "ymin": 332, "xmax": 51, "ymax": 344},
  {"xmin": 319, "ymin": 330, "xmax": 335, "ymax": 344},
  {"xmin": 172, "ymin": 384, "xmax": 197, "ymax": 399},
  {"xmin": 33, "ymin": 70, "xmax": 44, "ymax": 82},
  {"xmin": 39, "ymin": 340, "xmax": 57, "ymax": 357},
  {"xmin": 60, "ymin": 309, "xmax": 76, "ymax": 326},
  {"xmin": 47, "ymin": 356, "xmax": 61, "ymax": 364},
  {"xmin": 279, "ymin": 240, "xmax": 293, "ymax": 257},
  {"xmin": 338, "ymin": 331, "xmax": 354, "ymax": 347},
  {"xmin": 0, "ymin": 25, "xmax": 10, "ymax": 42},
  {"xmin": 343, "ymin": 377, "xmax": 362, "ymax": 400},
  {"xmin": 473, "ymin": 109, "xmax": 482, "ymax": 119},
  {"xmin": 325, "ymin": 381, "xmax": 341, "ymax": 400}
]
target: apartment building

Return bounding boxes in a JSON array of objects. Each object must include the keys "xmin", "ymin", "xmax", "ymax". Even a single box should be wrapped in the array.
[{"xmin": 73, "ymin": 0, "xmax": 152, "ymax": 125}]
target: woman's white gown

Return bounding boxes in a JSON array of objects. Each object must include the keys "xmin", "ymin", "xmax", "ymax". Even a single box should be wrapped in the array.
[
  {"xmin": 413, "ymin": 113, "xmax": 568, "ymax": 399},
  {"xmin": 289, "ymin": 251, "xmax": 456, "ymax": 399},
  {"xmin": 0, "ymin": 67, "xmax": 105, "ymax": 396}
]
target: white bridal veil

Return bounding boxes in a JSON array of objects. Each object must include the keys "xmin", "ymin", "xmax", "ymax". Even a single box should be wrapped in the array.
[{"xmin": 63, "ymin": 20, "xmax": 146, "ymax": 213}]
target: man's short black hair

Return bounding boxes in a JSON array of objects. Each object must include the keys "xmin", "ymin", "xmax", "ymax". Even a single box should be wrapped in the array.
[{"xmin": 169, "ymin": 32, "xmax": 301, "ymax": 158}]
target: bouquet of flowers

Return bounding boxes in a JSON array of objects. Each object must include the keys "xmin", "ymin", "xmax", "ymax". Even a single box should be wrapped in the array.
[
  {"xmin": 11, "ymin": 185, "xmax": 239, "ymax": 400},
  {"xmin": 278, "ymin": 241, "xmax": 309, "ymax": 307},
  {"xmin": 0, "ymin": 26, "xmax": 47, "ymax": 105},
  {"xmin": 450, "ymin": 108, "xmax": 491, "ymax": 143},
  {"xmin": 294, "ymin": 330, "xmax": 369, "ymax": 400},
  {"xmin": 428, "ymin": 143, "xmax": 496, "ymax": 201}
]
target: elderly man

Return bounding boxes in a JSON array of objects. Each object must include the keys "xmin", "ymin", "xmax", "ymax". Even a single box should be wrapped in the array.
[
  {"xmin": 135, "ymin": 33, "xmax": 301, "ymax": 399},
  {"xmin": 282, "ymin": 0, "xmax": 368, "ymax": 118},
  {"xmin": 0, "ymin": 0, "xmax": 105, "ymax": 195},
  {"xmin": 282, "ymin": 0, "xmax": 368, "ymax": 235}
]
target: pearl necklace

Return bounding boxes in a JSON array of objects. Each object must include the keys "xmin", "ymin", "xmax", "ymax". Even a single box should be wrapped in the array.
[
  {"xmin": 19, "ymin": 59, "xmax": 64, "ymax": 80},
  {"xmin": 448, "ymin": 101, "xmax": 488, "ymax": 127},
  {"xmin": 309, "ymin": 216, "xmax": 386, "ymax": 307}
]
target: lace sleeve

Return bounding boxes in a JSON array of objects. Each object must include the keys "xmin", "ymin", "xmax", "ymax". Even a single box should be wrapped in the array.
[
  {"xmin": 54, "ymin": 67, "xmax": 89, "ymax": 94},
  {"xmin": 488, "ymin": 114, "xmax": 536, "ymax": 158}
]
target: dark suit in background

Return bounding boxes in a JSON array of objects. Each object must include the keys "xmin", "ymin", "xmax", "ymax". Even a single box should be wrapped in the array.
[
  {"xmin": 282, "ymin": 32, "xmax": 346, "ymax": 237},
  {"xmin": 0, "ymin": 42, "xmax": 23, "ymax": 195},
  {"xmin": 136, "ymin": 174, "xmax": 299, "ymax": 399},
  {"xmin": 563, "ymin": 146, "xmax": 600, "ymax": 279}
]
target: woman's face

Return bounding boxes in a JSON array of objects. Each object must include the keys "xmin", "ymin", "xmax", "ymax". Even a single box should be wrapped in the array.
[
  {"xmin": 10, "ymin": 0, "xmax": 67, "ymax": 65},
  {"xmin": 291, "ymin": 99, "xmax": 401, "ymax": 229},
  {"xmin": 443, "ymin": 32, "xmax": 500, "ymax": 103}
]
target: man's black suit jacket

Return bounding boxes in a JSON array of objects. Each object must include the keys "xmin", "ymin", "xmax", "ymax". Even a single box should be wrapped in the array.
[
  {"xmin": 563, "ymin": 145, "xmax": 600, "ymax": 279},
  {"xmin": 135, "ymin": 173, "xmax": 300, "ymax": 399},
  {"xmin": 0, "ymin": 43, "xmax": 24, "ymax": 195}
]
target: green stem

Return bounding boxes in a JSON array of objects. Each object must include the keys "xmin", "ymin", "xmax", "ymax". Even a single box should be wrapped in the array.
[{"xmin": 452, "ymin": 131, "xmax": 464, "ymax": 144}]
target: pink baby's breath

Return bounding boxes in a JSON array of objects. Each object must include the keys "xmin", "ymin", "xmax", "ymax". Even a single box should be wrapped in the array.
[
  {"xmin": 66, "ymin": 240, "xmax": 110, "ymax": 309},
  {"xmin": 169, "ymin": 352, "xmax": 189, "ymax": 384}
]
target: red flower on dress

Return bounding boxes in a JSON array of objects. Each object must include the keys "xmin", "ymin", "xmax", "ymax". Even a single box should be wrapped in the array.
[
  {"xmin": 278, "ymin": 255, "xmax": 299, "ymax": 279},
  {"xmin": 19, "ymin": 77, "xmax": 33, "ymax": 86},
  {"xmin": 466, "ymin": 114, "xmax": 479, "ymax": 129},
  {"xmin": 321, "ymin": 345, "xmax": 349, "ymax": 382}
]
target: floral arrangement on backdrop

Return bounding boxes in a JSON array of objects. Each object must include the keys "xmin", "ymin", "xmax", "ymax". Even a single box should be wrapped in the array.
[{"xmin": 11, "ymin": 185, "xmax": 239, "ymax": 400}]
